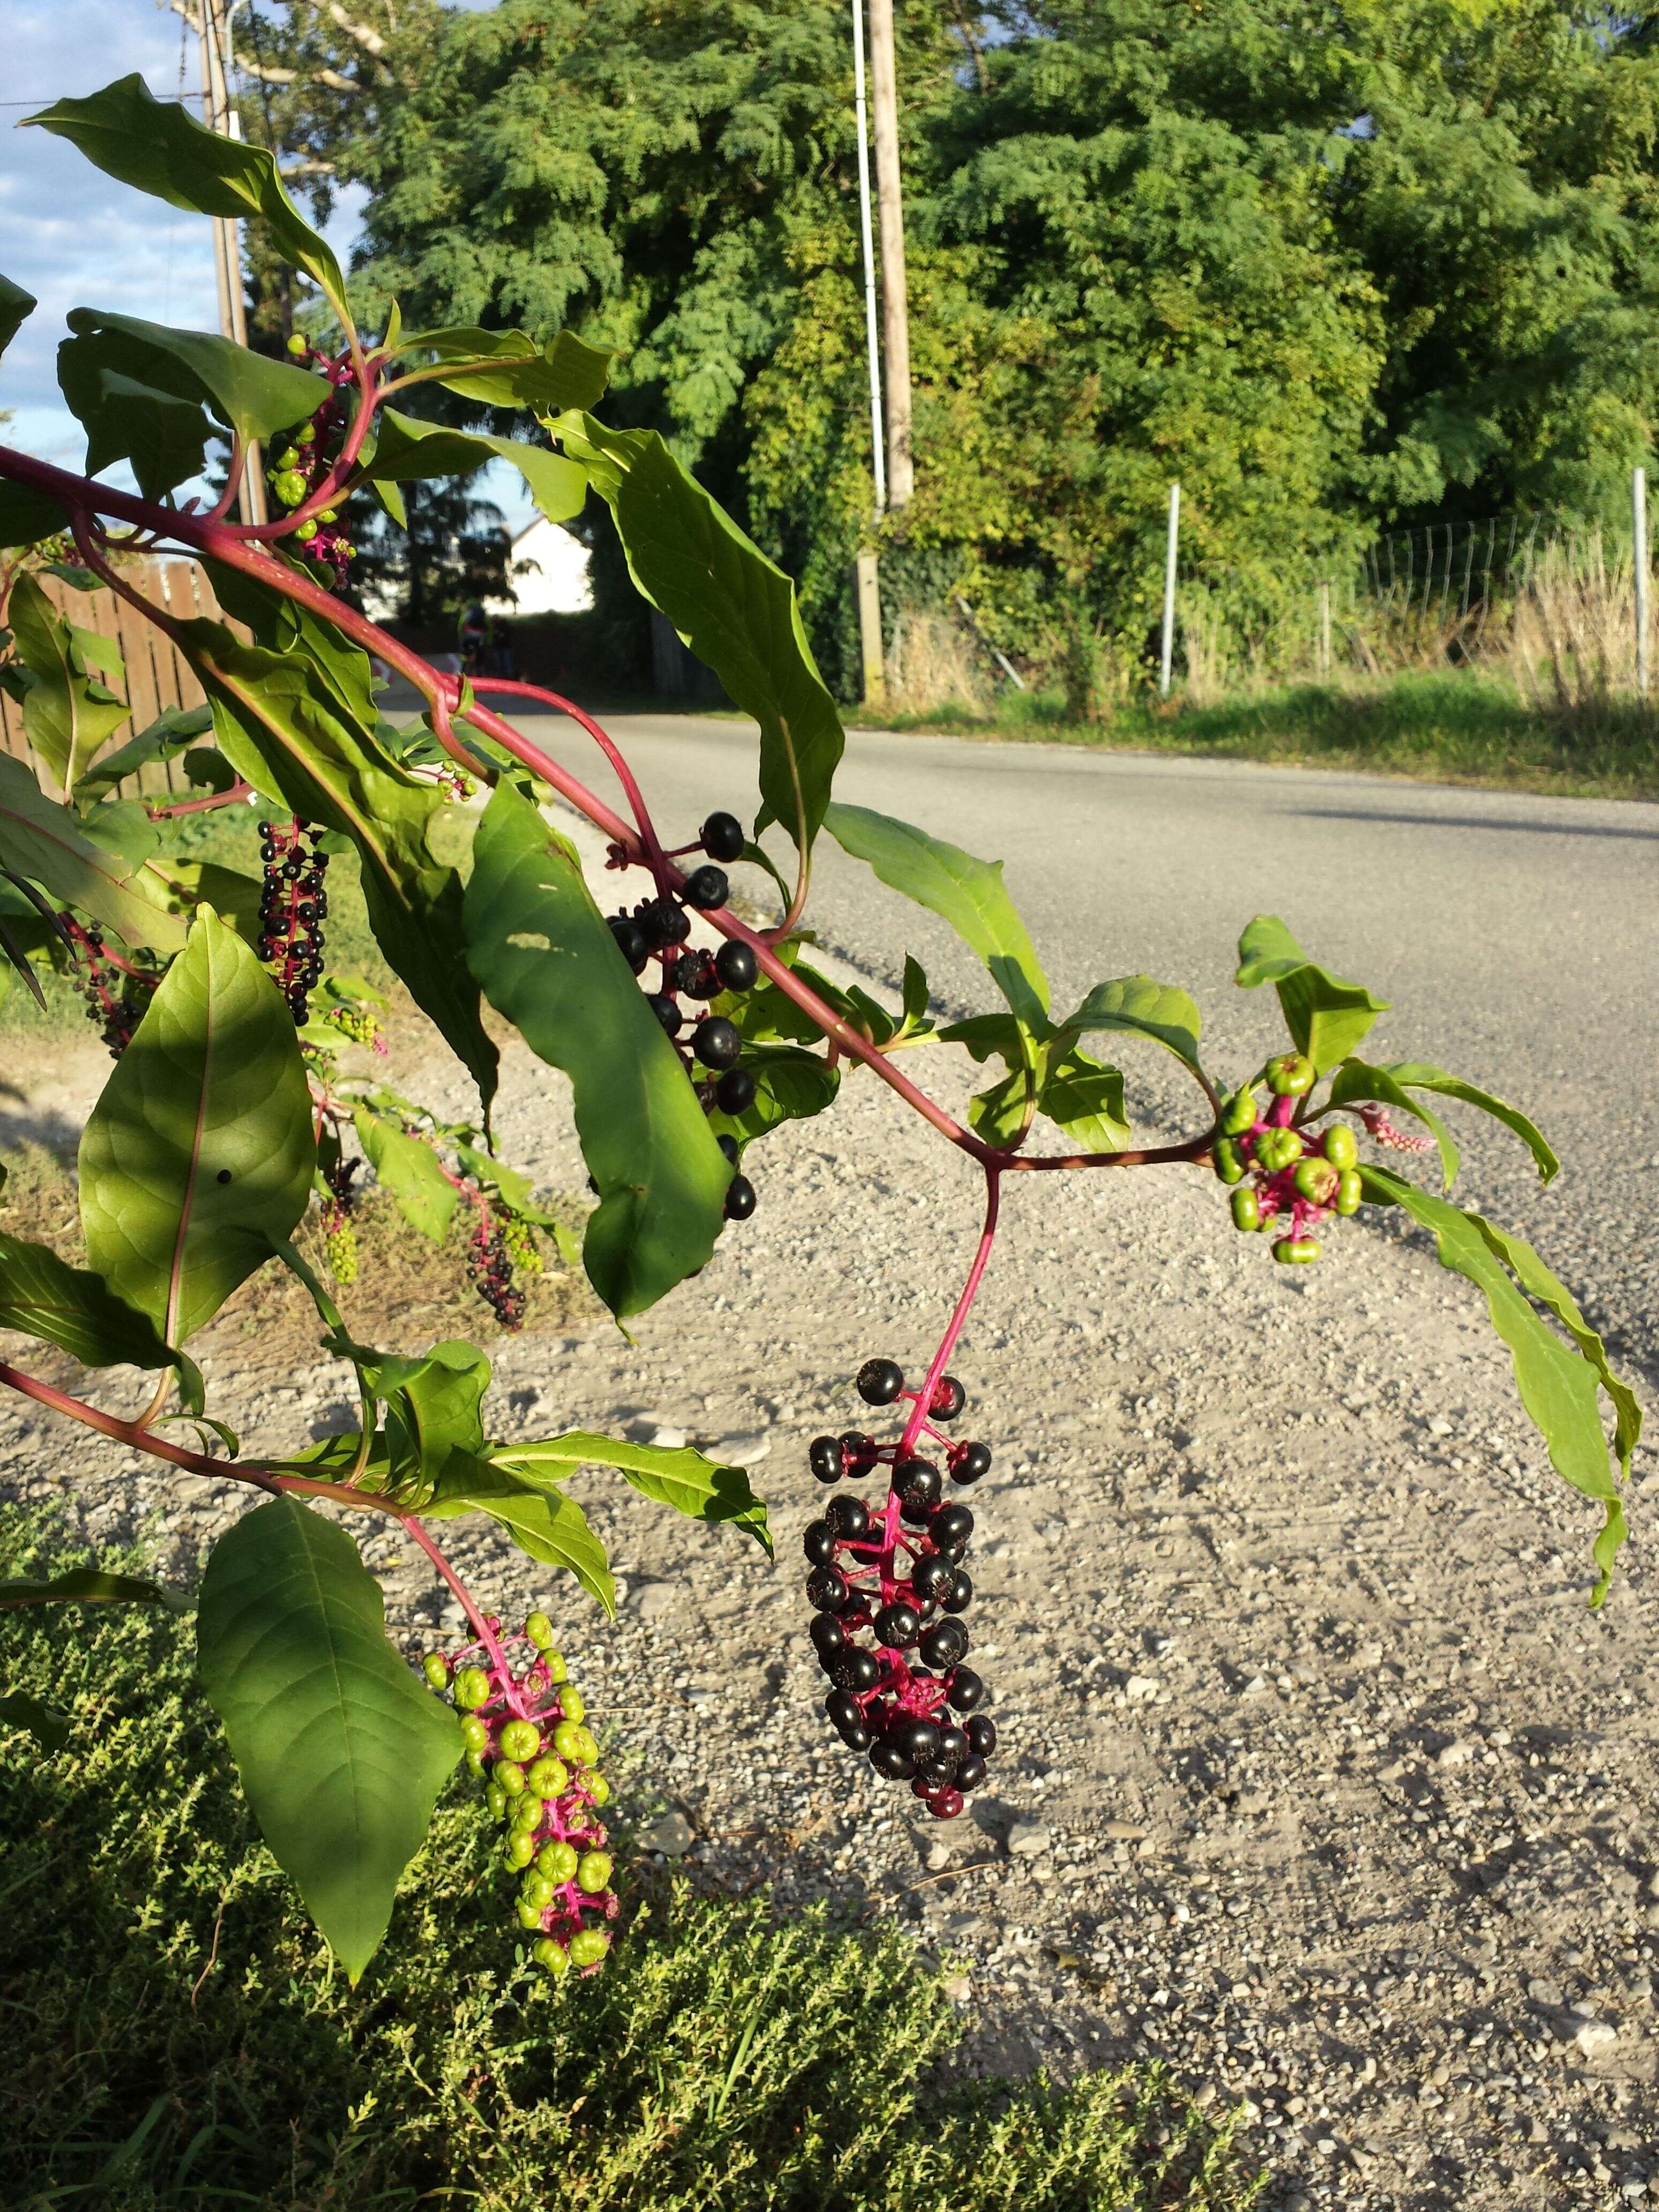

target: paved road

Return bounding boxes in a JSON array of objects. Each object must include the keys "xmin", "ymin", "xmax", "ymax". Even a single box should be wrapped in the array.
[{"xmin": 517, "ymin": 710, "xmax": 1658, "ymax": 1380}]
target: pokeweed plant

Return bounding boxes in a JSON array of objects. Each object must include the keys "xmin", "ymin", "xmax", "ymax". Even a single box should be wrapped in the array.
[{"xmin": 0, "ymin": 76, "xmax": 1641, "ymax": 1984}]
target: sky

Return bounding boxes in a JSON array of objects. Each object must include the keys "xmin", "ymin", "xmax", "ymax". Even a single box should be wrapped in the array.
[{"xmin": 1, "ymin": 1, "xmax": 536, "ymax": 533}]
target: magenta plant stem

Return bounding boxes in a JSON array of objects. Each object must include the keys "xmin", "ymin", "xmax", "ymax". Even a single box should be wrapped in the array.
[
  {"xmin": 399, "ymin": 1513, "xmax": 515, "ymax": 1691},
  {"xmin": 900, "ymin": 1166, "xmax": 1002, "ymax": 1458}
]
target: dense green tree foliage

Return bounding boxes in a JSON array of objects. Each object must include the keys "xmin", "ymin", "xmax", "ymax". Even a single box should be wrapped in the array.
[{"xmin": 235, "ymin": 0, "xmax": 1659, "ymax": 685}]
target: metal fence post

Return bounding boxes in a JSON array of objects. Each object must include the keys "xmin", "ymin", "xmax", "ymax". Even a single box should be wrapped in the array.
[
  {"xmin": 1634, "ymin": 465, "xmax": 1649, "ymax": 698},
  {"xmin": 1160, "ymin": 483, "xmax": 1180, "ymax": 698},
  {"xmin": 1319, "ymin": 579, "xmax": 1332, "ymax": 679}
]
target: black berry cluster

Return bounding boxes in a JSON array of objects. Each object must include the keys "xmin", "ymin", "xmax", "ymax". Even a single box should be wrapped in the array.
[
  {"xmin": 62, "ymin": 914, "xmax": 157, "ymax": 1058},
  {"xmin": 424, "ymin": 1613, "xmax": 618, "ymax": 1976},
  {"xmin": 803, "ymin": 1357, "xmax": 998, "ymax": 1819},
  {"xmin": 271, "ymin": 335, "xmax": 359, "ymax": 589},
  {"xmin": 257, "ymin": 817, "xmax": 329, "ymax": 1023},
  {"xmin": 466, "ymin": 1199, "xmax": 527, "ymax": 1331},
  {"xmin": 607, "ymin": 809, "xmax": 760, "ymax": 1222},
  {"xmin": 319, "ymin": 1154, "xmax": 360, "ymax": 1286}
]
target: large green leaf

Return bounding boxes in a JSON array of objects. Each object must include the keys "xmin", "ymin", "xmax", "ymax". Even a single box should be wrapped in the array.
[
  {"xmin": 360, "ymin": 1339, "xmax": 490, "ymax": 1493},
  {"xmin": 76, "ymin": 704, "xmax": 214, "ymax": 802},
  {"xmin": 61, "ymin": 311, "xmax": 328, "ymax": 453},
  {"xmin": 462, "ymin": 780, "xmax": 730, "ymax": 1318},
  {"xmin": 557, "ymin": 414, "xmax": 843, "ymax": 860},
  {"xmin": 0, "ymin": 274, "xmax": 36, "ymax": 359},
  {"xmin": 0, "ymin": 1564, "xmax": 188, "ymax": 1612},
  {"xmin": 175, "ymin": 614, "xmax": 496, "ymax": 1106},
  {"xmin": 388, "ymin": 326, "xmax": 611, "ymax": 412},
  {"xmin": 28, "ymin": 77, "xmax": 349, "ymax": 319},
  {"xmin": 0, "ymin": 1691, "xmax": 69, "ymax": 1751},
  {"xmin": 426, "ymin": 1459, "xmax": 615, "ymax": 1614},
  {"xmin": 1384, "ymin": 1061, "xmax": 1559, "ymax": 1185},
  {"xmin": 0, "ymin": 752, "xmax": 186, "ymax": 952},
  {"xmin": 6, "ymin": 574, "xmax": 130, "ymax": 800},
  {"xmin": 356, "ymin": 408, "xmax": 586, "ymax": 524},
  {"xmin": 1235, "ymin": 915, "xmax": 1389, "ymax": 1072},
  {"xmin": 1062, "ymin": 975, "xmax": 1205, "ymax": 1077},
  {"xmin": 79, "ymin": 908, "xmax": 314, "ymax": 1343},
  {"xmin": 824, "ymin": 802, "xmax": 1049, "ymax": 1033},
  {"xmin": 1328, "ymin": 1059, "xmax": 1460, "ymax": 1190},
  {"xmin": 196, "ymin": 1497, "xmax": 461, "ymax": 1981},
  {"xmin": 56, "ymin": 346, "xmax": 211, "ymax": 502},
  {"xmin": 353, "ymin": 1107, "xmax": 460, "ymax": 1244},
  {"xmin": 1035, "ymin": 1040, "xmax": 1131, "ymax": 1151},
  {"xmin": 494, "ymin": 1431, "xmax": 772, "ymax": 1557},
  {"xmin": 0, "ymin": 479, "xmax": 70, "ymax": 551},
  {"xmin": 1362, "ymin": 1165, "xmax": 1633, "ymax": 1604},
  {"xmin": 0, "ymin": 1228, "xmax": 202, "ymax": 1402}
]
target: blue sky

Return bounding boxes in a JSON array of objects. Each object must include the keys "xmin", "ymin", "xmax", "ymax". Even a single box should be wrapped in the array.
[{"xmin": 1, "ymin": 0, "xmax": 535, "ymax": 532}]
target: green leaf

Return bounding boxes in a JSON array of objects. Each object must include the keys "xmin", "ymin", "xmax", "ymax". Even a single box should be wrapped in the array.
[
  {"xmin": 705, "ymin": 1043, "xmax": 839, "ymax": 1150},
  {"xmin": 0, "ymin": 1691, "xmax": 69, "ymax": 1751},
  {"xmin": 353, "ymin": 1107, "xmax": 460, "ymax": 1244},
  {"xmin": 79, "ymin": 908, "xmax": 314, "ymax": 1342},
  {"xmin": 75, "ymin": 704, "xmax": 214, "ymax": 802},
  {"xmin": 0, "ymin": 1565, "xmax": 188, "ymax": 1612},
  {"xmin": 0, "ymin": 751, "xmax": 186, "ymax": 952},
  {"xmin": 56, "ymin": 354, "xmax": 208, "ymax": 502},
  {"xmin": 6, "ymin": 574, "xmax": 130, "ymax": 800},
  {"xmin": 1384, "ymin": 1062, "xmax": 1559, "ymax": 1185},
  {"xmin": 28, "ymin": 77, "xmax": 349, "ymax": 320},
  {"xmin": 0, "ymin": 1228, "xmax": 203, "ymax": 1403},
  {"xmin": 175, "ymin": 613, "xmax": 497, "ymax": 1107},
  {"xmin": 901, "ymin": 954, "xmax": 930, "ymax": 1029},
  {"xmin": 1235, "ymin": 915, "xmax": 1389, "ymax": 1072},
  {"xmin": 1036, "ymin": 1041, "xmax": 1130, "ymax": 1152},
  {"xmin": 426, "ymin": 1459, "xmax": 615, "ymax": 1615},
  {"xmin": 201, "ymin": 562, "xmax": 380, "ymax": 738},
  {"xmin": 494, "ymin": 1431, "xmax": 772, "ymax": 1557},
  {"xmin": 392, "ymin": 325, "xmax": 611, "ymax": 411},
  {"xmin": 140, "ymin": 855, "xmax": 264, "ymax": 940},
  {"xmin": 824, "ymin": 802, "xmax": 1049, "ymax": 1032},
  {"xmin": 1361, "ymin": 1166, "xmax": 1633, "ymax": 1604},
  {"xmin": 363, "ymin": 1339, "xmax": 490, "ymax": 1490},
  {"xmin": 462, "ymin": 780, "xmax": 730, "ymax": 1318},
  {"xmin": 61, "ymin": 311, "xmax": 328, "ymax": 455},
  {"xmin": 1062, "ymin": 975, "xmax": 1205, "ymax": 1075},
  {"xmin": 196, "ymin": 1496, "xmax": 461, "ymax": 1981},
  {"xmin": 0, "ymin": 479, "xmax": 70, "ymax": 550},
  {"xmin": 1328, "ymin": 1060, "xmax": 1460, "ymax": 1190},
  {"xmin": 0, "ymin": 274, "xmax": 36, "ymax": 359},
  {"xmin": 557, "ymin": 415, "xmax": 843, "ymax": 861},
  {"xmin": 357, "ymin": 408, "xmax": 585, "ymax": 524}
]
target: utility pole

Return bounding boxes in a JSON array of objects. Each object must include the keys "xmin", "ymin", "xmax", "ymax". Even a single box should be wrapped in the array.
[
  {"xmin": 850, "ymin": 1, "xmax": 887, "ymax": 706},
  {"xmin": 1159, "ymin": 483, "xmax": 1180, "ymax": 699},
  {"xmin": 1634, "ymin": 464, "xmax": 1649, "ymax": 698},
  {"xmin": 866, "ymin": 0, "xmax": 914, "ymax": 509},
  {"xmin": 197, "ymin": 0, "xmax": 266, "ymax": 524}
]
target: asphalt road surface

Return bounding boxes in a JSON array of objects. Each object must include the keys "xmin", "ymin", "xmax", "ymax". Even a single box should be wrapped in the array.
[{"xmin": 517, "ymin": 711, "xmax": 1658, "ymax": 1388}]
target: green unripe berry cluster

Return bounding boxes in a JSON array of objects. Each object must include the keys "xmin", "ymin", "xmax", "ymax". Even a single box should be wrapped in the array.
[{"xmin": 1214, "ymin": 1062, "xmax": 1372, "ymax": 1271}]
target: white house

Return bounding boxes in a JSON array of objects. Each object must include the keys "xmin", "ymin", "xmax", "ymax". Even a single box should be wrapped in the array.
[{"xmin": 497, "ymin": 515, "xmax": 593, "ymax": 616}]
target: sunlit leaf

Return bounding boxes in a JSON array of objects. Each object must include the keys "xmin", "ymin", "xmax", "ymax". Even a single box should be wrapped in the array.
[
  {"xmin": 357, "ymin": 408, "xmax": 585, "ymax": 525},
  {"xmin": 1236, "ymin": 915, "xmax": 1389, "ymax": 1071},
  {"xmin": 426, "ymin": 1458, "xmax": 615, "ymax": 1614},
  {"xmin": 0, "ymin": 1228, "xmax": 203, "ymax": 1406},
  {"xmin": 1063, "ymin": 975, "xmax": 1204, "ymax": 1076},
  {"xmin": 494, "ymin": 1430, "xmax": 772, "ymax": 1556},
  {"xmin": 353, "ymin": 1105, "xmax": 460, "ymax": 1244},
  {"xmin": 391, "ymin": 325, "xmax": 610, "ymax": 411},
  {"xmin": 0, "ymin": 751, "xmax": 186, "ymax": 952},
  {"xmin": 6, "ymin": 574, "xmax": 130, "ymax": 799}
]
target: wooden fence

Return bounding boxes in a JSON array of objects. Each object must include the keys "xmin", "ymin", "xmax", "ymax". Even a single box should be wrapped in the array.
[{"xmin": 0, "ymin": 558, "xmax": 234, "ymax": 797}]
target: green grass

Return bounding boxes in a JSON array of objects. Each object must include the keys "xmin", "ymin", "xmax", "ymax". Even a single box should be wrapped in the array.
[
  {"xmin": 856, "ymin": 671, "xmax": 1659, "ymax": 801},
  {"xmin": 0, "ymin": 1506, "xmax": 1260, "ymax": 2212}
]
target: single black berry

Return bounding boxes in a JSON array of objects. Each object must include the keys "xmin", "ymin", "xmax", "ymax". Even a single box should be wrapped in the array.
[
  {"xmin": 943, "ymin": 1568, "xmax": 973, "ymax": 1612},
  {"xmin": 945, "ymin": 1666, "xmax": 984, "ymax": 1713},
  {"xmin": 668, "ymin": 952, "xmax": 704, "ymax": 993},
  {"xmin": 873, "ymin": 1601, "xmax": 921, "ymax": 1649},
  {"xmin": 951, "ymin": 1441, "xmax": 992, "ymax": 1486},
  {"xmin": 717, "ymin": 1134, "xmax": 741, "ymax": 1165},
  {"xmin": 809, "ymin": 1436, "xmax": 844, "ymax": 1484},
  {"xmin": 826, "ymin": 1494, "xmax": 869, "ymax": 1538},
  {"xmin": 935, "ymin": 1723, "xmax": 968, "ymax": 1769},
  {"xmin": 857, "ymin": 1357, "xmax": 905, "ymax": 1406},
  {"xmin": 810, "ymin": 1613, "xmax": 847, "ymax": 1660},
  {"xmin": 892, "ymin": 1715, "xmax": 942, "ymax": 1765},
  {"xmin": 894, "ymin": 1458, "xmax": 942, "ymax": 1511},
  {"xmin": 700, "ymin": 810, "xmax": 746, "ymax": 862},
  {"xmin": 682, "ymin": 864, "xmax": 729, "ymax": 909},
  {"xmin": 954, "ymin": 1752, "xmax": 988, "ymax": 1792},
  {"xmin": 803, "ymin": 1520, "xmax": 836, "ymax": 1566},
  {"xmin": 805, "ymin": 1565, "xmax": 849, "ymax": 1614},
  {"xmin": 931, "ymin": 1503, "xmax": 974, "ymax": 1551},
  {"xmin": 832, "ymin": 1646, "xmax": 880, "ymax": 1693},
  {"xmin": 930, "ymin": 1375, "xmax": 967, "ymax": 1421},
  {"xmin": 647, "ymin": 993, "xmax": 682, "ymax": 1036},
  {"xmin": 716, "ymin": 1067, "xmax": 756, "ymax": 1114},
  {"xmin": 919, "ymin": 1619, "xmax": 969, "ymax": 1669},
  {"xmin": 640, "ymin": 896, "xmax": 690, "ymax": 948},
  {"xmin": 724, "ymin": 1175, "xmax": 757, "ymax": 1221},
  {"xmin": 826, "ymin": 1689, "xmax": 863, "ymax": 1734},
  {"xmin": 839, "ymin": 1431, "xmax": 878, "ymax": 1466},
  {"xmin": 714, "ymin": 940, "xmax": 757, "ymax": 992},
  {"xmin": 693, "ymin": 1017, "xmax": 742, "ymax": 1070},
  {"xmin": 869, "ymin": 1740, "xmax": 916, "ymax": 1780},
  {"xmin": 911, "ymin": 1554, "xmax": 953, "ymax": 1604},
  {"xmin": 965, "ymin": 1713, "xmax": 997, "ymax": 1757}
]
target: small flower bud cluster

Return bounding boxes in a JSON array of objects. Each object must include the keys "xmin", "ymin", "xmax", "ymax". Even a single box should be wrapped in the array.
[
  {"xmin": 1213, "ymin": 1052, "xmax": 1367, "ymax": 1266},
  {"xmin": 606, "ymin": 809, "xmax": 760, "ymax": 1225},
  {"xmin": 320, "ymin": 1157, "xmax": 361, "ymax": 1286},
  {"xmin": 257, "ymin": 818, "xmax": 329, "ymax": 1023},
  {"xmin": 802, "ymin": 1358, "xmax": 998, "ymax": 1820},
  {"xmin": 63, "ymin": 916, "xmax": 156, "ymax": 1058},
  {"xmin": 324, "ymin": 1001, "xmax": 386, "ymax": 1053},
  {"xmin": 423, "ymin": 1613, "xmax": 617, "ymax": 1977},
  {"xmin": 271, "ymin": 336, "xmax": 359, "ymax": 589}
]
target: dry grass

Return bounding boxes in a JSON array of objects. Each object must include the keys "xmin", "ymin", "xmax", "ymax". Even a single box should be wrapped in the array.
[
  {"xmin": 885, "ymin": 608, "xmax": 993, "ymax": 716},
  {"xmin": 1502, "ymin": 533, "xmax": 1646, "ymax": 720}
]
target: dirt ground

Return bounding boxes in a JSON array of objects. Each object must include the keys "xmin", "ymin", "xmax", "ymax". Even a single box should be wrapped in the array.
[{"xmin": 2, "ymin": 804, "xmax": 1655, "ymax": 2212}]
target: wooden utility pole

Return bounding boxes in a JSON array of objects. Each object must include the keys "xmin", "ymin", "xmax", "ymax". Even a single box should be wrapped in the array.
[
  {"xmin": 866, "ymin": 0, "xmax": 914, "ymax": 509},
  {"xmin": 197, "ymin": 0, "xmax": 267, "ymax": 524}
]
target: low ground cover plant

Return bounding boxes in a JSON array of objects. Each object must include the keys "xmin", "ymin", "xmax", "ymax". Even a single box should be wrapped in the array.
[{"xmin": 0, "ymin": 73, "xmax": 1639, "ymax": 2033}]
